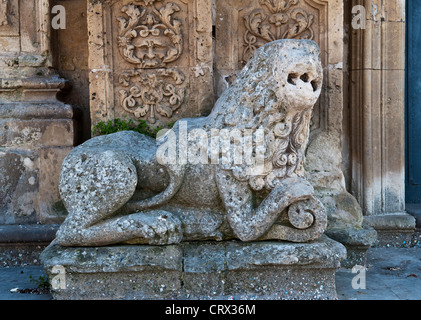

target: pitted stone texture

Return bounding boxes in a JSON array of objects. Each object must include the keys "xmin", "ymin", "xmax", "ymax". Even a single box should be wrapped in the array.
[
  {"xmin": 59, "ymin": 149, "xmax": 137, "ymax": 218},
  {"xmin": 41, "ymin": 235, "xmax": 346, "ymax": 300},
  {"xmin": 55, "ymin": 147, "xmax": 138, "ymax": 245}
]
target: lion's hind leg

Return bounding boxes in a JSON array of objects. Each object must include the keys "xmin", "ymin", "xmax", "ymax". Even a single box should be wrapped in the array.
[
  {"xmin": 55, "ymin": 146, "xmax": 138, "ymax": 246},
  {"xmin": 56, "ymin": 210, "xmax": 183, "ymax": 246}
]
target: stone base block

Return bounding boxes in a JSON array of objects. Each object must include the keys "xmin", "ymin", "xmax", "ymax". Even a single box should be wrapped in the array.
[
  {"xmin": 40, "ymin": 235, "xmax": 346, "ymax": 300},
  {"xmin": 325, "ymin": 224, "xmax": 377, "ymax": 268},
  {"xmin": 364, "ymin": 214, "xmax": 416, "ymax": 248}
]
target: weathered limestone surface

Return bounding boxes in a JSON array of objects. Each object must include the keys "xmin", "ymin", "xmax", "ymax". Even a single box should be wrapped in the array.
[
  {"xmin": 214, "ymin": 0, "xmax": 374, "ymax": 261},
  {"xmin": 41, "ymin": 40, "xmax": 348, "ymax": 300},
  {"xmin": 54, "ymin": 39, "xmax": 328, "ymax": 247},
  {"xmin": 41, "ymin": 235, "xmax": 346, "ymax": 300},
  {"xmin": 349, "ymin": 0, "xmax": 413, "ymax": 247},
  {"xmin": 0, "ymin": 0, "xmax": 75, "ymax": 227},
  {"xmin": 45, "ymin": 0, "xmax": 375, "ymax": 257}
]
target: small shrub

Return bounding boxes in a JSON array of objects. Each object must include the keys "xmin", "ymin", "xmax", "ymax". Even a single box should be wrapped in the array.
[{"xmin": 92, "ymin": 118, "xmax": 175, "ymax": 138}]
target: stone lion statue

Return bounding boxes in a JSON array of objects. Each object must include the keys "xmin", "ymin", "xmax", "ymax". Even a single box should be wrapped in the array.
[{"xmin": 55, "ymin": 39, "xmax": 327, "ymax": 246}]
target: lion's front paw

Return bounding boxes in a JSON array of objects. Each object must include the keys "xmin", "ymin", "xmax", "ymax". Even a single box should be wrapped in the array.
[
  {"xmin": 147, "ymin": 211, "xmax": 183, "ymax": 245},
  {"xmin": 123, "ymin": 210, "xmax": 183, "ymax": 245}
]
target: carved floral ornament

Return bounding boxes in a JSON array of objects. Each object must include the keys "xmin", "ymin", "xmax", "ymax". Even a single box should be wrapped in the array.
[
  {"xmin": 117, "ymin": 0, "xmax": 183, "ymax": 67},
  {"xmin": 243, "ymin": 0, "xmax": 315, "ymax": 63},
  {"xmin": 118, "ymin": 68, "xmax": 185, "ymax": 124},
  {"xmin": 114, "ymin": 0, "xmax": 315, "ymax": 123},
  {"xmin": 116, "ymin": 0, "xmax": 185, "ymax": 123}
]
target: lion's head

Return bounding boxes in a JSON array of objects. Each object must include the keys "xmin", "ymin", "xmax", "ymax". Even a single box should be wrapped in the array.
[
  {"xmin": 205, "ymin": 39, "xmax": 323, "ymax": 191},
  {"xmin": 160, "ymin": 40, "xmax": 323, "ymax": 192}
]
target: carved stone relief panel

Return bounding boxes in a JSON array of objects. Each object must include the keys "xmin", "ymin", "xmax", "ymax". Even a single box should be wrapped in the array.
[
  {"xmin": 0, "ymin": 0, "xmax": 19, "ymax": 37},
  {"xmin": 215, "ymin": 0, "xmax": 330, "ymax": 134},
  {"xmin": 242, "ymin": 0, "xmax": 318, "ymax": 66},
  {"xmin": 88, "ymin": 0, "xmax": 213, "ymax": 128}
]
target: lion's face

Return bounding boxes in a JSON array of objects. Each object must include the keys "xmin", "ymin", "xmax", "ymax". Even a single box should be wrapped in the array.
[{"xmin": 268, "ymin": 40, "xmax": 323, "ymax": 114}]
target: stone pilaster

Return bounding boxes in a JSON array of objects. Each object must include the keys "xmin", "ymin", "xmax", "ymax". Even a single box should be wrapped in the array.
[{"xmin": 349, "ymin": 0, "xmax": 415, "ymax": 246}]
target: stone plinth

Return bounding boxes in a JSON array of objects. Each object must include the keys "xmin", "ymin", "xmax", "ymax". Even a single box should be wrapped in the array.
[
  {"xmin": 41, "ymin": 235, "xmax": 346, "ymax": 300},
  {"xmin": 0, "ymin": 0, "xmax": 75, "ymax": 226},
  {"xmin": 364, "ymin": 214, "xmax": 416, "ymax": 248},
  {"xmin": 0, "ymin": 76, "xmax": 74, "ymax": 225}
]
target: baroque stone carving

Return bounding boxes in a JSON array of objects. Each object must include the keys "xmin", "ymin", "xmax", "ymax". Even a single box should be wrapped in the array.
[
  {"xmin": 118, "ymin": 67, "xmax": 185, "ymax": 123},
  {"xmin": 0, "ymin": 0, "xmax": 9, "ymax": 26},
  {"xmin": 54, "ymin": 40, "xmax": 326, "ymax": 246},
  {"xmin": 116, "ymin": 0, "xmax": 185, "ymax": 123},
  {"xmin": 117, "ymin": 1, "xmax": 183, "ymax": 68},
  {"xmin": 243, "ymin": 0, "xmax": 314, "ymax": 63}
]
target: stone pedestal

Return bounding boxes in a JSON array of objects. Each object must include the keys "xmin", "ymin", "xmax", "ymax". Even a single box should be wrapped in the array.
[
  {"xmin": 325, "ymin": 225, "xmax": 377, "ymax": 268},
  {"xmin": 41, "ymin": 235, "xmax": 346, "ymax": 300}
]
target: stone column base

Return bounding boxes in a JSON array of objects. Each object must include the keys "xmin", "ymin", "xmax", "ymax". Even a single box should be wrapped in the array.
[
  {"xmin": 40, "ymin": 235, "xmax": 346, "ymax": 300},
  {"xmin": 364, "ymin": 214, "xmax": 416, "ymax": 247}
]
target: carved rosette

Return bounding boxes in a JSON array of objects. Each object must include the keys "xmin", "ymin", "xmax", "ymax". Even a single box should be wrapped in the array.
[
  {"xmin": 243, "ymin": 0, "xmax": 314, "ymax": 63},
  {"xmin": 116, "ymin": 0, "xmax": 185, "ymax": 123}
]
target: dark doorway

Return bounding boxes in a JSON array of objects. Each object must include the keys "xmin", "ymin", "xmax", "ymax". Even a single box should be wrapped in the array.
[{"xmin": 406, "ymin": 0, "xmax": 421, "ymax": 224}]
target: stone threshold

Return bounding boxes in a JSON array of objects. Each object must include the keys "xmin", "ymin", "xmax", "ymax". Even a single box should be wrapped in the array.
[
  {"xmin": 41, "ymin": 235, "xmax": 346, "ymax": 300},
  {"xmin": 0, "ymin": 224, "xmax": 59, "ymax": 243}
]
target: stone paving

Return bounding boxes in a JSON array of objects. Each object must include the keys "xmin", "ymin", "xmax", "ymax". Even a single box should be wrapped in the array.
[{"xmin": 336, "ymin": 247, "xmax": 421, "ymax": 300}]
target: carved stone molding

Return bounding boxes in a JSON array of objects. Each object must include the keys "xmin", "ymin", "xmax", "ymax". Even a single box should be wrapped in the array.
[
  {"xmin": 0, "ymin": 0, "xmax": 9, "ymax": 26},
  {"xmin": 0, "ymin": 1, "xmax": 74, "ymax": 226},
  {"xmin": 88, "ymin": 0, "xmax": 213, "ymax": 128}
]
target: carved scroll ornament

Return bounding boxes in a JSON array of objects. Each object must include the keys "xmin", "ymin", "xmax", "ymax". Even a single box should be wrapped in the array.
[
  {"xmin": 243, "ymin": 0, "xmax": 314, "ymax": 63},
  {"xmin": 117, "ymin": 0, "xmax": 183, "ymax": 68},
  {"xmin": 116, "ymin": 0, "xmax": 185, "ymax": 123},
  {"xmin": 118, "ymin": 68, "xmax": 185, "ymax": 124}
]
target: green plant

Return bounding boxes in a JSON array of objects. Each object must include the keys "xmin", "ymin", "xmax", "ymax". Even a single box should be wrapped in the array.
[
  {"xmin": 29, "ymin": 275, "xmax": 50, "ymax": 289},
  {"xmin": 92, "ymin": 118, "xmax": 175, "ymax": 138}
]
